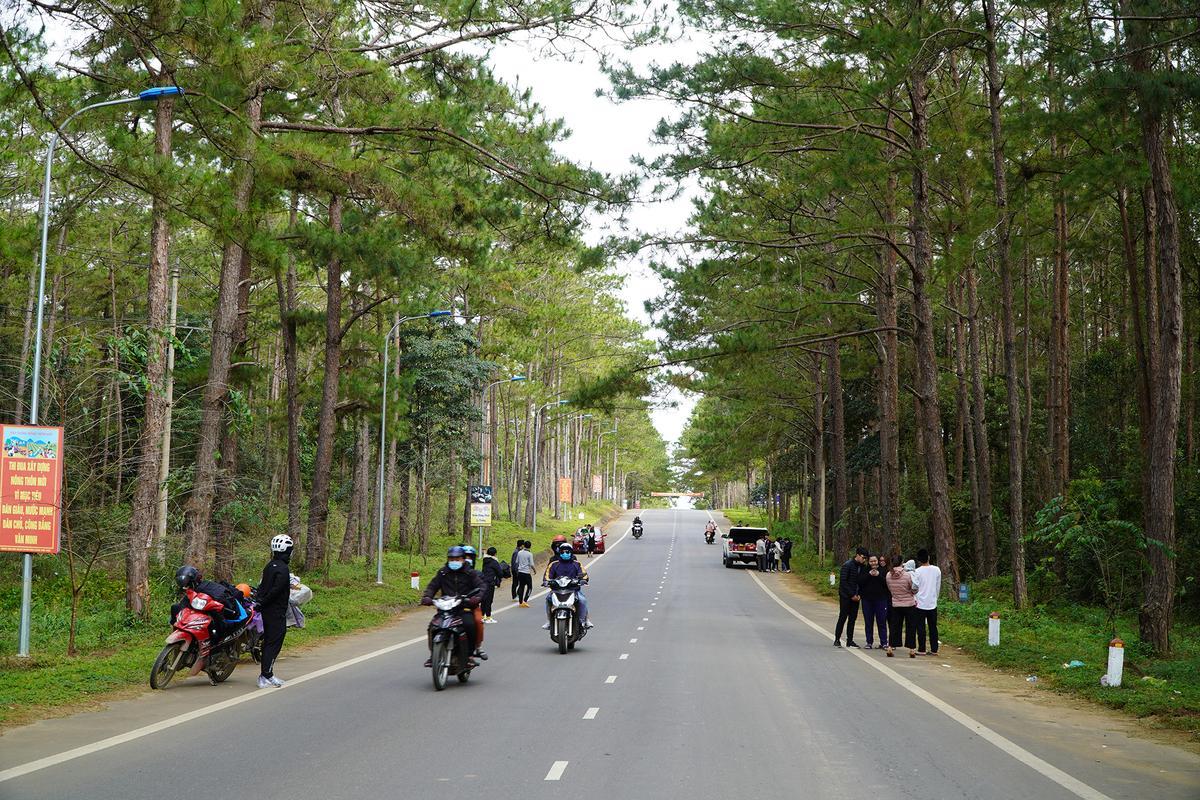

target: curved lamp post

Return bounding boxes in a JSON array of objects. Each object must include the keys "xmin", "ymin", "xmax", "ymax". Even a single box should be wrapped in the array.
[
  {"xmin": 374, "ymin": 310, "xmax": 453, "ymax": 584},
  {"xmin": 530, "ymin": 399, "xmax": 570, "ymax": 534},
  {"xmin": 17, "ymin": 86, "xmax": 185, "ymax": 658}
]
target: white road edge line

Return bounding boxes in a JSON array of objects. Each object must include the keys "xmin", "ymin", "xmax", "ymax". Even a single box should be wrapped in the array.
[
  {"xmin": 583, "ymin": 708, "xmax": 599, "ymax": 720},
  {"xmin": 0, "ymin": 521, "xmax": 637, "ymax": 786},
  {"xmin": 545, "ymin": 761, "xmax": 569, "ymax": 781},
  {"xmin": 745, "ymin": 570, "xmax": 1114, "ymax": 800}
]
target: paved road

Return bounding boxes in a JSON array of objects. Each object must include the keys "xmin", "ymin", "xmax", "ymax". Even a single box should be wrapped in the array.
[{"xmin": 2, "ymin": 508, "xmax": 1198, "ymax": 799}]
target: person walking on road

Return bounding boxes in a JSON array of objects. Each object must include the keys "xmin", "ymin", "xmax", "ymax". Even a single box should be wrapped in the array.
[
  {"xmin": 914, "ymin": 548, "xmax": 942, "ymax": 655},
  {"xmin": 756, "ymin": 533, "xmax": 768, "ymax": 572},
  {"xmin": 480, "ymin": 547, "xmax": 503, "ymax": 623},
  {"xmin": 885, "ymin": 556, "xmax": 919, "ymax": 658},
  {"xmin": 257, "ymin": 534, "xmax": 294, "ymax": 688},
  {"xmin": 834, "ymin": 547, "xmax": 867, "ymax": 648},
  {"xmin": 510, "ymin": 539, "xmax": 522, "ymax": 600},
  {"xmin": 859, "ymin": 554, "xmax": 889, "ymax": 649},
  {"xmin": 515, "ymin": 540, "xmax": 535, "ymax": 607}
]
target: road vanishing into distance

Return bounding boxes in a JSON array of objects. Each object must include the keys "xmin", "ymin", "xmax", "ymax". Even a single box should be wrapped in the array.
[{"xmin": 2, "ymin": 508, "xmax": 1198, "ymax": 800}]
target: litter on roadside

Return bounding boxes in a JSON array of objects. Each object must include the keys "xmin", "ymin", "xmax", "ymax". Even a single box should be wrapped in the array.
[
  {"xmin": 1062, "ymin": 660, "xmax": 1085, "ymax": 669},
  {"xmin": 1026, "ymin": 675, "xmax": 1038, "ymax": 683}
]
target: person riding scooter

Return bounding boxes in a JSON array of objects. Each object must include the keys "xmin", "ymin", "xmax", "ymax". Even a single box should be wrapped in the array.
[
  {"xmin": 422, "ymin": 546, "xmax": 486, "ymax": 666},
  {"xmin": 542, "ymin": 542, "xmax": 592, "ymax": 629}
]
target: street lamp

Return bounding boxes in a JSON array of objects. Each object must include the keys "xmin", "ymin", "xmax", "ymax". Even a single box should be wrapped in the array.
[
  {"xmin": 530, "ymin": 399, "xmax": 569, "ymax": 533},
  {"xmin": 17, "ymin": 85, "xmax": 185, "ymax": 658},
  {"xmin": 596, "ymin": 429, "xmax": 617, "ymax": 500},
  {"xmin": 374, "ymin": 309, "xmax": 453, "ymax": 584},
  {"xmin": 474, "ymin": 375, "xmax": 526, "ymax": 551}
]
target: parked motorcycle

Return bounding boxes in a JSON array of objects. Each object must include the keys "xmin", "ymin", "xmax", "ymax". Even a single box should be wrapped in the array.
[
  {"xmin": 426, "ymin": 595, "xmax": 479, "ymax": 690},
  {"xmin": 150, "ymin": 588, "xmax": 259, "ymax": 689},
  {"xmin": 546, "ymin": 576, "xmax": 587, "ymax": 654},
  {"xmin": 632, "ymin": 523, "xmax": 643, "ymax": 539}
]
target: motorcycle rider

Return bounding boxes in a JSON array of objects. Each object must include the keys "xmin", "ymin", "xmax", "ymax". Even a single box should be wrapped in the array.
[
  {"xmin": 257, "ymin": 534, "xmax": 294, "ymax": 689},
  {"xmin": 422, "ymin": 546, "xmax": 486, "ymax": 666},
  {"xmin": 541, "ymin": 542, "xmax": 592, "ymax": 629}
]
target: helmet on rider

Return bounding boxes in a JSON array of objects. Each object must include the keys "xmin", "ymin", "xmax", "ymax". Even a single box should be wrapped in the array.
[
  {"xmin": 175, "ymin": 565, "xmax": 201, "ymax": 590},
  {"xmin": 446, "ymin": 545, "xmax": 466, "ymax": 571},
  {"xmin": 235, "ymin": 582, "xmax": 252, "ymax": 599},
  {"xmin": 270, "ymin": 534, "xmax": 294, "ymax": 553},
  {"xmin": 462, "ymin": 545, "xmax": 477, "ymax": 567},
  {"xmin": 557, "ymin": 542, "xmax": 575, "ymax": 561},
  {"xmin": 551, "ymin": 534, "xmax": 568, "ymax": 548}
]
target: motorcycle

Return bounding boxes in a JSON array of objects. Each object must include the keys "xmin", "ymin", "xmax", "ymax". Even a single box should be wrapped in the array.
[
  {"xmin": 632, "ymin": 522, "xmax": 643, "ymax": 539},
  {"xmin": 426, "ymin": 594, "xmax": 479, "ymax": 690},
  {"xmin": 150, "ymin": 588, "xmax": 259, "ymax": 689},
  {"xmin": 705, "ymin": 529, "xmax": 716, "ymax": 544},
  {"xmin": 546, "ymin": 576, "xmax": 587, "ymax": 654}
]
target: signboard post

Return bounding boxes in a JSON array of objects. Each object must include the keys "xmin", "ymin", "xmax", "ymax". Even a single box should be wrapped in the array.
[
  {"xmin": 558, "ymin": 477, "xmax": 572, "ymax": 505},
  {"xmin": 0, "ymin": 425, "xmax": 64, "ymax": 555},
  {"xmin": 468, "ymin": 485, "xmax": 492, "ymax": 553},
  {"xmin": 591, "ymin": 474, "xmax": 602, "ymax": 496}
]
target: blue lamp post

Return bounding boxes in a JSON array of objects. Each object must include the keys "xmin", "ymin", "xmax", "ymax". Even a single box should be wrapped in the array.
[{"xmin": 17, "ymin": 86, "xmax": 185, "ymax": 658}]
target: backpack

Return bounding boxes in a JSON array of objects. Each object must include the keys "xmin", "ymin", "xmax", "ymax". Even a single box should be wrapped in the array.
[{"xmin": 500, "ymin": 560, "xmax": 512, "ymax": 579}]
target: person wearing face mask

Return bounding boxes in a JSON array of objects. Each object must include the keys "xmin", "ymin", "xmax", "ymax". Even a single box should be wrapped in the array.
[
  {"xmin": 422, "ymin": 546, "xmax": 487, "ymax": 665},
  {"xmin": 541, "ymin": 542, "xmax": 592, "ymax": 629},
  {"xmin": 257, "ymin": 534, "xmax": 295, "ymax": 688}
]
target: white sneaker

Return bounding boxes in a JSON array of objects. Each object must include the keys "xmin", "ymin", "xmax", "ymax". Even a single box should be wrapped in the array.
[
  {"xmin": 584, "ymin": 621, "xmax": 595, "ymax": 629},
  {"xmin": 268, "ymin": 676, "xmax": 285, "ymax": 687},
  {"xmin": 257, "ymin": 676, "xmax": 272, "ymax": 689},
  {"xmin": 542, "ymin": 622, "xmax": 551, "ymax": 630},
  {"xmin": 483, "ymin": 616, "xmax": 497, "ymax": 624}
]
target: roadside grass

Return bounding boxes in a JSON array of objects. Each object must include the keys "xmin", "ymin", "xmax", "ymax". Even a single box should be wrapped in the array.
[
  {"xmin": 718, "ymin": 506, "xmax": 1200, "ymax": 740},
  {"xmin": 0, "ymin": 501, "xmax": 619, "ymax": 726}
]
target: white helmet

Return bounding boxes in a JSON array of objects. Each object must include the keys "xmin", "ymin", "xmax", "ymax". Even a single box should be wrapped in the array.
[{"xmin": 270, "ymin": 534, "xmax": 294, "ymax": 553}]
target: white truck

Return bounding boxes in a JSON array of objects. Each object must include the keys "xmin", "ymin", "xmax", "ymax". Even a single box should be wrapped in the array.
[{"xmin": 721, "ymin": 526, "xmax": 766, "ymax": 568}]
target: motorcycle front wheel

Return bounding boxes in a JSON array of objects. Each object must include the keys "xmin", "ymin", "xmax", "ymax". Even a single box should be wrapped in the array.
[
  {"xmin": 430, "ymin": 639, "xmax": 450, "ymax": 691},
  {"xmin": 150, "ymin": 642, "xmax": 185, "ymax": 689},
  {"xmin": 556, "ymin": 618, "xmax": 569, "ymax": 655}
]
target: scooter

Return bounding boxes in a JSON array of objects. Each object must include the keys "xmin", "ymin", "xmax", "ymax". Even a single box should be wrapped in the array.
[
  {"xmin": 426, "ymin": 594, "xmax": 479, "ymax": 690},
  {"xmin": 150, "ymin": 588, "xmax": 258, "ymax": 689},
  {"xmin": 632, "ymin": 523, "xmax": 643, "ymax": 539},
  {"xmin": 546, "ymin": 576, "xmax": 588, "ymax": 654}
]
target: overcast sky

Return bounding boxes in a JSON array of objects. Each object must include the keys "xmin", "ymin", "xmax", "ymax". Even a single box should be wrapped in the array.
[{"xmin": 486, "ymin": 30, "xmax": 702, "ymax": 449}]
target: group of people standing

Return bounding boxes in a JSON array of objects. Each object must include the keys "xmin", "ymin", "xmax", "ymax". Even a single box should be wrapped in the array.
[
  {"xmin": 754, "ymin": 531, "xmax": 793, "ymax": 573},
  {"xmin": 835, "ymin": 546, "xmax": 942, "ymax": 658}
]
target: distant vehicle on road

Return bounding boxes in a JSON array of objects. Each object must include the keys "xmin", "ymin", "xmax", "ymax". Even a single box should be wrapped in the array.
[{"xmin": 722, "ymin": 526, "xmax": 767, "ymax": 568}]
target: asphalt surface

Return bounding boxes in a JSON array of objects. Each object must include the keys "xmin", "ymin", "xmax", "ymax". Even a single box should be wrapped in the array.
[{"xmin": 2, "ymin": 507, "xmax": 1198, "ymax": 800}]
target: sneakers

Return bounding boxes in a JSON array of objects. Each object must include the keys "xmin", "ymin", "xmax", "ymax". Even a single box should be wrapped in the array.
[
  {"xmin": 583, "ymin": 621, "xmax": 595, "ymax": 629},
  {"xmin": 833, "ymin": 639, "xmax": 842, "ymax": 648},
  {"xmin": 542, "ymin": 622, "xmax": 551, "ymax": 630},
  {"xmin": 268, "ymin": 676, "xmax": 285, "ymax": 687},
  {"xmin": 257, "ymin": 676, "xmax": 273, "ymax": 689},
  {"xmin": 519, "ymin": 602, "xmax": 530, "ymax": 608},
  {"xmin": 483, "ymin": 616, "xmax": 497, "ymax": 624},
  {"xmin": 846, "ymin": 641, "xmax": 860, "ymax": 648},
  {"xmin": 475, "ymin": 649, "xmax": 488, "ymax": 661},
  {"xmin": 864, "ymin": 643, "xmax": 874, "ymax": 650},
  {"xmin": 423, "ymin": 658, "xmax": 432, "ymax": 668}
]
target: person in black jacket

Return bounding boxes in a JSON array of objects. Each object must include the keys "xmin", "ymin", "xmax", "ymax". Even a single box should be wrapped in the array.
[
  {"xmin": 422, "ymin": 546, "xmax": 486, "ymax": 665},
  {"xmin": 257, "ymin": 534, "xmax": 294, "ymax": 688},
  {"xmin": 509, "ymin": 540, "xmax": 523, "ymax": 600},
  {"xmin": 480, "ymin": 547, "xmax": 504, "ymax": 623},
  {"xmin": 859, "ymin": 554, "xmax": 890, "ymax": 649},
  {"xmin": 834, "ymin": 547, "xmax": 868, "ymax": 648}
]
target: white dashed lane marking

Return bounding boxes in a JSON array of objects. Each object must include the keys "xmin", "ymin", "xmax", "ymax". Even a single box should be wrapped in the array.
[
  {"xmin": 619, "ymin": 653, "xmax": 629, "ymax": 660},
  {"xmin": 583, "ymin": 708, "xmax": 599, "ymax": 720},
  {"xmin": 605, "ymin": 675, "xmax": 617, "ymax": 684},
  {"xmin": 630, "ymin": 638, "xmax": 638, "ymax": 643},
  {"xmin": 545, "ymin": 762, "xmax": 568, "ymax": 781}
]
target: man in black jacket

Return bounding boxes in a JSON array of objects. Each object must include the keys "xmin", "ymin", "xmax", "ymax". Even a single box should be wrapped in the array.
[
  {"xmin": 422, "ymin": 546, "xmax": 487, "ymax": 665},
  {"xmin": 257, "ymin": 534, "xmax": 294, "ymax": 688},
  {"xmin": 480, "ymin": 547, "xmax": 504, "ymax": 623},
  {"xmin": 834, "ymin": 547, "xmax": 868, "ymax": 648}
]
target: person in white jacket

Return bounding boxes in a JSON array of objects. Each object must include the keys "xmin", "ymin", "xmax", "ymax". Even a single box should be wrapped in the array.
[{"xmin": 913, "ymin": 549, "xmax": 942, "ymax": 655}]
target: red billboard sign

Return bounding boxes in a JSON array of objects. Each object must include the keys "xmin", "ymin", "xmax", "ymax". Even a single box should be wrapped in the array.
[{"xmin": 0, "ymin": 425, "xmax": 64, "ymax": 554}]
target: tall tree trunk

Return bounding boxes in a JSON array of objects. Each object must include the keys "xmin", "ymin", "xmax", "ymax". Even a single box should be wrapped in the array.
[
  {"xmin": 1126, "ymin": 6, "xmax": 1182, "ymax": 653},
  {"xmin": 967, "ymin": 265, "xmax": 998, "ymax": 577},
  {"xmin": 275, "ymin": 193, "xmax": 304, "ymax": 548},
  {"xmin": 395, "ymin": 461, "xmax": 411, "ymax": 549},
  {"xmin": 984, "ymin": 0, "xmax": 1027, "ymax": 606},
  {"xmin": 828, "ymin": 340, "xmax": 848, "ymax": 558},
  {"xmin": 813, "ymin": 356, "xmax": 826, "ymax": 564},
  {"xmin": 339, "ymin": 418, "xmax": 366, "ymax": 563},
  {"xmin": 183, "ymin": 0, "xmax": 275, "ymax": 566},
  {"xmin": 877, "ymin": 136, "xmax": 901, "ymax": 557},
  {"xmin": 909, "ymin": 56, "xmax": 960, "ymax": 592},
  {"xmin": 125, "ymin": 91, "xmax": 175, "ymax": 615},
  {"xmin": 304, "ymin": 193, "xmax": 344, "ymax": 569}
]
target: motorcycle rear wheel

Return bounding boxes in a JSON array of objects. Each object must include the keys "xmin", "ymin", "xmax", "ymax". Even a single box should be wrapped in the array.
[
  {"xmin": 431, "ymin": 640, "xmax": 450, "ymax": 691},
  {"xmin": 556, "ymin": 618, "xmax": 569, "ymax": 655},
  {"xmin": 150, "ymin": 643, "xmax": 184, "ymax": 689}
]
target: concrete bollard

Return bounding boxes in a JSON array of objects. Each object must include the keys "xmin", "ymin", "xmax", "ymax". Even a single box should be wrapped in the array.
[
  {"xmin": 988, "ymin": 611, "xmax": 1000, "ymax": 646},
  {"xmin": 1106, "ymin": 637, "xmax": 1124, "ymax": 687},
  {"xmin": 829, "ymin": 572, "xmax": 836, "ymax": 587},
  {"xmin": 410, "ymin": 571, "xmax": 420, "ymax": 590}
]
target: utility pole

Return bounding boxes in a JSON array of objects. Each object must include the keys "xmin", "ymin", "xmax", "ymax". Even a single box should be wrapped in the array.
[{"xmin": 154, "ymin": 263, "xmax": 180, "ymax": 563}]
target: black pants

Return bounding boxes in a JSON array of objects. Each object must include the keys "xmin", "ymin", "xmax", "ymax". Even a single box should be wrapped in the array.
[
  {"xmin": 917, "ymin": 608, "xmax": 939, "ymax": 653},
  {"xmin": 516, "ymin": 573, "xmax": 533, "ymax": 603},
  {"xmin": 888, "ymin": 605, "xmax": 917, "ymax": 650},
  {"xmin": 481, "ymin": 585, "xmax": 496, "ymax": 617},
  {"xmin": 780, "ymin": 555, "xmax": 791, "ymax": 572},
  {"xmin": 260, "ymin": 612, "xmax": 287, "ymax": 678},
  {"xmin": 835, "ymin": 596, "xmax": 859, "ymax": 642},
  {"xmin": 757, "ymin": 554, "xmax": 767, "ymax": 571},
  {"xmin": 510, "ymin": 567, "xmax": 519, "ymax": 599}
]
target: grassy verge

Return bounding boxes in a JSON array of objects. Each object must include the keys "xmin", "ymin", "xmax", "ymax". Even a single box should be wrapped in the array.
[
  {"xmin": 0, "ymin": 501, "xmax": 620, "ymax": 726},
  {"xmin": 719, "ymin": 506, "xmax": 1200, "ymax": 740}
]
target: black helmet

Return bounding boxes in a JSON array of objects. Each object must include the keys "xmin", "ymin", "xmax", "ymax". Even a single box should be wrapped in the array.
[{"xmin": 175, "ymin": 565, "xmax": 201, "ymax": 590}]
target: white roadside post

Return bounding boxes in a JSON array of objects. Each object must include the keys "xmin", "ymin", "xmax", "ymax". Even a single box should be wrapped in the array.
[
  {"xmin": 1106, "ymin": 637, "xmax": 1124, "ymax": 687},
  {"xmin": 988, "ymin": 611, "xmax": 1000, "ymax": 647}
]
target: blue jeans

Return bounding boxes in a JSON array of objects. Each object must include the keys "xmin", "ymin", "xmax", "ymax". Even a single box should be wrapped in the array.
[
  {"xmin": 546, "ymin": 589, "xmax": 588, "ymax": 624},
  {"xmin": 861, "ymin": 598, "xmax": 888, "ymax": 646}
]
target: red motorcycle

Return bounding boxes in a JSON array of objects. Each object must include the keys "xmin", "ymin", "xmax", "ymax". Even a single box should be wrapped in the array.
[{"xmin": 149, "ymin": 587, "xmax": 260, "ymax": 689}]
